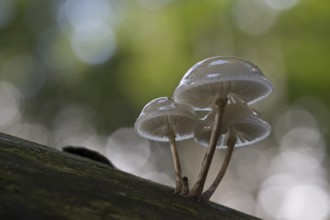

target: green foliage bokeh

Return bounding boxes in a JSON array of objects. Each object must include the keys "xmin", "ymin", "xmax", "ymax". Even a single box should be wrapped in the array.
[{"xmin": 0, "ymin": 0, "xmax": 329, "ymax": 141}]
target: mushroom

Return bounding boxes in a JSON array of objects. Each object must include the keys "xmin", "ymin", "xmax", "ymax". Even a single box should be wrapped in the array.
[
  {"xmin": 195, "ymin": 95, "xmax": 271, "ymax": 148},
  {"xmin": 194, "ymin": 94, "xmax": 271, "ymax": 202},
  {"xmin": 134, "ymin": 97, "xmax": 197, "ymax": 194},
  {"xmin": 173, "ymin": 56, "xmax": 273, "ymax": 199}
]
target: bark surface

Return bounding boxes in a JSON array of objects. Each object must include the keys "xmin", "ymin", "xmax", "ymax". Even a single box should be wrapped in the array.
[{"xmin": 0, "ymin": 132, "xmax": 261, "ymax": 220}]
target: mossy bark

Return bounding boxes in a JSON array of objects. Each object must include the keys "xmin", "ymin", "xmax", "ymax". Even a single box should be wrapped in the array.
[{"xmin": 0, "ymin": 133, "xmax": 261, "ymax": 220}]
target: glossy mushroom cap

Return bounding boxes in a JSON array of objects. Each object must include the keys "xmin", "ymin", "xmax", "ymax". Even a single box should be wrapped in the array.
[
  {"xmin": 134, "ymin": 97, "xmax": 197, "ymax": 142},
  {"xmin": 194, "ymin": 95, "xmax": 271, "ymax": 148},
  {"xmin": 173, "ymin": 56, "xmax": 273, "ymax": 110}
]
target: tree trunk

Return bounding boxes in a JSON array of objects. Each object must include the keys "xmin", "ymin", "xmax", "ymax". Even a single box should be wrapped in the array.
[{"xmin": 0, "ymin": 132, "xmax": 261, "ymax": 220}]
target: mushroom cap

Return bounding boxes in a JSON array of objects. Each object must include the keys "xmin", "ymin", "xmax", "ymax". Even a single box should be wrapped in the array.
[
  {"xmin": 134, "ymin": 97, "xmax": 197, "ymax": 142},
  {"xmin": 173, "ymin": 56, "xmax": 273, "ymax": 110},
  {"xmin": 194, "ymin": 95, "xmax": 271, "ymax": 148}
]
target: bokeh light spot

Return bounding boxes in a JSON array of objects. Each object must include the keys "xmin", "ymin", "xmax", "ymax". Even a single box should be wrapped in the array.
[
  {"xmin": 263, "ymin": 0, "xmax": 299, "ymax": 11},
  {"xmin": 56, "ymin": 0, "xmax": 117, "ymax": 65},
  {"xmin": 277, "ymin": 185, "xmax": 330, "ymax": 220},
  {"xmin": 270, "ymin": 150, "xmax": 322, "ymax": 179},
  {"xmin": 137, "ymin": 0, "xmax": 175, "ymax": 10},
  {"xmin": 9, "ymin": 123, "xmax": 51, "ymax": 146},
  {"xmin": 0, "ymin": 82, "xmax": 21, "ymax": 128},
  {"xmin": 106, "ymin": 128, "xmax": 151, "ymax": 174},
  {"xmin": 61, "ymin": 0, "xmax": 111, "ymax": 29},
  {"xmin": 232, "ymin": 0, "xmax": 278, "ymax": 35},
  {"xmin": 53, "ymin": 104, "xmax": 97, "ymax": 147},
  {"xmin": 274, "ymin": 107, "xmax": 319, "ymax": 143},
  {"xmin": 257, "ymin": 174, "xmax": 297, "ymax": 218},
  {"xmin": 71, "ymin": 22, "xmax": 116, "ymax": 65}
]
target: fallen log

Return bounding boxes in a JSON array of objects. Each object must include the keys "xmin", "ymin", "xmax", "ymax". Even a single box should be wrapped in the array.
[{"xmin": 0, "ymin": 132, "xmax": 260, "ymax": 220}]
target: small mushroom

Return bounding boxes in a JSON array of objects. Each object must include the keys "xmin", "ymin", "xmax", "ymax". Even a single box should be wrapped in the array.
[
  {"xmin": 173, "ymin": 56, "xmax": 273, "ymax": 199},
  {"xmin": 195, "ymin": 95, "xmax": 271, "ymax": 148},
  {"xmin": 134, "ymin": 97, "xmax": 197, "ymax": 194},
  {"xmin": 194, "ymin": 95, "xmax": 271, "ymax": 202}
]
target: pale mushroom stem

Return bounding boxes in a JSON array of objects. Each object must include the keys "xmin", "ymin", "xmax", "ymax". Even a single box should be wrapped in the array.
[
  {"xmin": 180, "ymin": 176, "xmax": 190, "ymax": 196},
  {"xmin": 187, "ymin": 97, "xmax": 228, "ymax": 200},
  {"xmin": 167, "ymin": 130, "xmax": 183, "ymax": 194},
  {"xmin": 200, "ymin": 127, "xmax": 237, "ymax": 202}
]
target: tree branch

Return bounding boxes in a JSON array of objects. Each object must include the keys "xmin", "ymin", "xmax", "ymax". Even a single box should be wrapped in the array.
[{"xmin": 0, "ymin": 132, "xmax": 260, "ymax": 220}]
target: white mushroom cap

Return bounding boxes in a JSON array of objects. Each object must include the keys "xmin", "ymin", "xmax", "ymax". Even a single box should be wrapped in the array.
[
  {"xmin": 134, "ymin": 97, "xmax": 197, "ymax": 142},
  {"xmin": 194, "ymin": 95, "xmax": 271, "ymax": 148},
  {"xmin": 173, "ymin": 56, "xmax": 273, "ymax": 110}
]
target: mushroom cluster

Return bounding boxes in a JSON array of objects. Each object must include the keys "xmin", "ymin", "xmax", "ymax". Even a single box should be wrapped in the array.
[{"xmin": 135, "ymin": 56, "xmax": 273, "ymax": 202}]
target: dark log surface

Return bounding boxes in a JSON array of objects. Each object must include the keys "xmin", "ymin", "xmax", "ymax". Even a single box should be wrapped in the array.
[{"xmin": 0, "ymin": 132, "xmax": 261, "ymax": 220}]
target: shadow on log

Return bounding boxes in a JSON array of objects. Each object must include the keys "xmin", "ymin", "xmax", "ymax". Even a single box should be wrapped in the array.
[{"xmin": 0, "ymin": 133, "xmax": 261, "ymax": 220}]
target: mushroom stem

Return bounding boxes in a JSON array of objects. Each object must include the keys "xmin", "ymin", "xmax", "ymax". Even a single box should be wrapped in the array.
[
  {"xmin": 187, "ymin": 98, "xmax": 228, "ymax": 200},
  {"xmin": 180, "ymin": 176, "xmax": 190, "ymax": 196},
  {"xmin": 168, "ymin": 129, "xmax": 183, "ymax": 194},
  {"xmin": 200, "ymin": 127, "xmax": 236, "ymax": 202}
]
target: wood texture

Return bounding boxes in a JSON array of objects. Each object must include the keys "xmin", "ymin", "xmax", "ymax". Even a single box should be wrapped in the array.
[{"xmin": 0, "ymin": 133, "xmax": 261, "ymax": 220}]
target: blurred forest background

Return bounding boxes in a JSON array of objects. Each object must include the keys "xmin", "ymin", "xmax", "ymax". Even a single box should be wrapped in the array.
[{"xmin": 0, "ymin": 0, "xmax": 329, "ymax": 219}]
